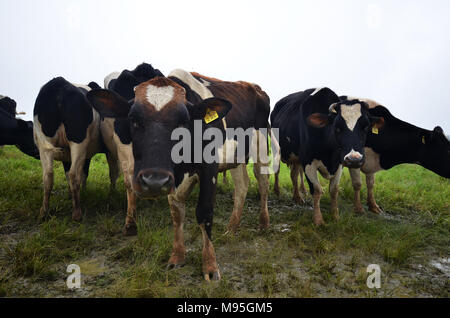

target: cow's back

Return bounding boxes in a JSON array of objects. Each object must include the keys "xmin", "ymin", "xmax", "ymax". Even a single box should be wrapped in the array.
[{"xmin": 33, "ymin": 77, "xmax": 100, "ymax": 160}]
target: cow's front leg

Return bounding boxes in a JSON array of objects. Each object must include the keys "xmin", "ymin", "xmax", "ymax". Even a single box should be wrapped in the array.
[
  {"xmin": 167, "ymin": 175, "xmax": 198, "ymax": 268},
  {"xmin": 366, "ymin": 173, "xmax": 383, "ymax": 214},
  {"xmin": 226, "ymin": 164, "xmax": 249, "ymax": 233},
  {"xmin": 197, "ymin": 171, "xmax": 220, "ymax": 281},
  {"xmin": 123, "ymin": 187, "xmax": 137, "ymax": 236},
  {"xmin": 305, "ymin": 165, "xmax": 324, "ymax": 225},
  {"xmin": 349, "ymin": 168, "xmax": 364, "ymax": 214},
  {"xmin": 329, "ymin": 165, "xmax": 343, "ymax": 220}
]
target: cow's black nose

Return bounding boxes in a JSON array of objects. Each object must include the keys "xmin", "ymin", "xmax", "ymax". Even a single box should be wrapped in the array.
[{"xmin": 137, "ymin": 170, "xmax": 174, "ymax": 197}]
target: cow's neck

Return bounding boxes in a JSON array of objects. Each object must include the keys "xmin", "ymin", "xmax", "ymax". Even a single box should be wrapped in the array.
[{"xmin": 367, "ymin": 119, "xmax": 428, "ymax": 170}]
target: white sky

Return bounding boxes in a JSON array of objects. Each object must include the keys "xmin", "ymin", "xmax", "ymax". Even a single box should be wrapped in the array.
[{"xmin": 1, "ymin": 0, "xmax": 449, "ymax": 132}]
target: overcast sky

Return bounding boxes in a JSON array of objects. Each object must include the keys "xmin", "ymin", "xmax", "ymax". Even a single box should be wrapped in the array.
[{"xmin": 1, "ymin": 0, "xmax": 449, "ymax": 133}]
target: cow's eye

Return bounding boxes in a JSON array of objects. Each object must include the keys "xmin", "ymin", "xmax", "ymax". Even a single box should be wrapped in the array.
[{"xmin": 132, "ymin": 121, "xmax": 140, "ymax": 129}]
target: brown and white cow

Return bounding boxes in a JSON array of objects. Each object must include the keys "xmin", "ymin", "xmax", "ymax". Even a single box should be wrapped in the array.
[
  {"xmin": 33, "ymin": 77, "xmax": 113, "ymax": 221},
  {"xmin": 87, "ymin": 71, "xmax": 272, "ymax": 280}
]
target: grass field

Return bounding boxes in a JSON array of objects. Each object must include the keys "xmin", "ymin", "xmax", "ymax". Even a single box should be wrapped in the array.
[{"xmin": 0, "ymin": 145, "xmax": 448, "ymax": 297}]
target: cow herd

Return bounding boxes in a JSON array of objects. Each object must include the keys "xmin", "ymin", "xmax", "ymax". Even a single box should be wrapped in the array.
[{"xmin": 1, "ymin": 63, "xmax": 449, "ymax": 281}]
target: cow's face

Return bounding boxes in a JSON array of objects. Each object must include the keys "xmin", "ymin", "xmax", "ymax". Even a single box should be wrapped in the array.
[
  {"xmin": 420, "ymin": 126, "xmax": 450, "ymax": 178},
  {"xmin": 87, "ymin": 77, "xmax": 232, "ymax": 199},
  {"xmin": 307, "ymin": 100, "xmax": 384, "ymax": 168}
]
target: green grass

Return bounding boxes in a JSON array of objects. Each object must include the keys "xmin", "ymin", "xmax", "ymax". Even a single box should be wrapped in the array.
[{"xmin": 0, "ymin": 146, "xmax": 449, "ymax": 297}]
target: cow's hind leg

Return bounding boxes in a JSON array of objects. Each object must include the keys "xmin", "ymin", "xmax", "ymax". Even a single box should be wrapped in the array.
[
  {"xmin": 106, "ymin": 153, "xmax": 120, "ymax": 193},
  {"xmin": 299, "ymin": 166, "xmax": 307, "ymax": 195},
  {"xmin": 329, "ymin": 165, "xmax": 343, "ymax": 220},
  {"xmin": 274, "ymin": 170, "xmax": 280, "ymax": 196},
  {"xmin": 291, "ymin": 163, "xmax": 305, "ymax": 204},
  {"xmin": 366, "ymin": 173, "xmax": 383, "ymax": 214},
  {"xmin": 81, "ymin": 158, "xmax": 91, "ymax": 190},
  {"xmin": 167, "ymin": 175, "xmax": 198, "ymax": 269},
  {"xmin": 253, "ymin": 162, "xmax": 270, "ymax": 230},
  {"xmin": 226, "ymin": 164, "xmax": 250, "ymax": 233},
  {"xmin": 349, "ymin": 168, "xmax": 364, "ymax": 214},
  {"xmin": 305, "ymin": 165, "xmax": 324, "ymax": 226},
  {"xmin": 68, "ymin": 143, "xmax": 87, "ymax": 222},
  {"xmin": 63, "ymin": 161, "xmax": 72, "ymax": 198},
  {"xmin": 39, "ymin": 150, "xmax": 54, "ymax": 219}
]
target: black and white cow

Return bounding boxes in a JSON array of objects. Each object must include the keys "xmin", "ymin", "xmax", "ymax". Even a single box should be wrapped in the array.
[
  {"xmin": 87, "ymin": 71, "xmax": 271, "ymax": 281},
  {"xmin": 271, "ymin": 88, "xmax": 384, "ymax": 225},
  {"xmin": 339, "ymin": 96, "xmax": 450, "ymax": 214},
  {"xmin": 33, "ymin": 77, "xmax": 113, "ymax": 221},
  {"xmin": 104, "ymin": 63, "xmax": 164, "ymax": 101},
  {"xmin": 0, "ymin": 95, "xmax": 39, "ymax": 158}
]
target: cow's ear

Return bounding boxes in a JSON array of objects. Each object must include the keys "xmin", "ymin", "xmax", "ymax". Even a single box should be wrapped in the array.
[
  {"xmin": 370, "ymin": 116, "xmax": 385, "ymax": 130},
  {"xmin": 307, "ymin": 113, "xmax": 330, "ymax": 128},
  {"xmin": 87, "ymin": 89, "xmax": 131, "ymax": 118},
  {"xmin": 187, "ymin": 97, "xmax": 232, "ymax": 124}
]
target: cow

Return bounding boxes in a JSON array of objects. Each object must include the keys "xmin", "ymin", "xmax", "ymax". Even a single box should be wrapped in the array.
[
  {"xmin": 87, "ymin": 71, "xmax": 271, "ymax": 281},
  {"xmin": 95, "ymin": 64, "xmax": 163, "ymax": 236},
  {"xmin": 271, "ymin": 88, "xmax": 384, "ymax": 225},
  {"xmin": 104, "ymin": 63, "xmax": 164, "ymax": 101},
  {"xmin": 33, "ymin": 77, "xmax": 114, "ymax": 221},
  {"xmin": 338, "ymin": 96, "xmax": 450, "ymax": 214},
  {"xmin": 0, "ymin": 95, "xmax": 39, "ymax": 158},
  {"xmin": 168, "ymin": 70, "xmax": 271, "ymax": 233}
]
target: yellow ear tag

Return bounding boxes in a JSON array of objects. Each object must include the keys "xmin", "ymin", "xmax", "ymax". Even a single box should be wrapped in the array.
[
  {"xmin": 372, "ymin": 127, "xmax": 379, "ymax": 134},
  {"xmin": 204, "ymin": 108, "xmax": 219, "ymax": 124},
  {"xmin": 422, "ymin": 136, "xmax": 426, "ymax": 144}
]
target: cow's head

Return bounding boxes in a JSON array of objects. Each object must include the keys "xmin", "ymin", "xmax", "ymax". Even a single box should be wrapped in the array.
[
  {"xmin": 87, "ymin": 77, "xmax": 232, "ymax": 198},
  {"xmin": 307, "ymin": 100, "xmax": 384, "ymax": 168},
  {"xmin": 419, "ymin": 126, "xmax": 450, "ymax": 178}
]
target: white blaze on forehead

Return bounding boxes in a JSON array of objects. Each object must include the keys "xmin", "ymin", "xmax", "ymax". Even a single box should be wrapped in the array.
[
  {"xmin": 340, "ymin": 103, "xmax": 362, "ymax": 131},
  {"xmin": 146, "ymin": 84, "xmax": 175, "ymax": 111},
  {"xmin": 169, "ymin": 68, "xmax": 214, "ymax": 99}
]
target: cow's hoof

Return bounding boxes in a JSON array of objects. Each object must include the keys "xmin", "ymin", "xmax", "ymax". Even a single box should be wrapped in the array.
[
  {"xmin": 293, "ymin": 195, "xmax": 305, "ymax": 205},
  {"xmin": 354, "ymin": 206, "xmax": 365, "ymax": 215},
  {"xmin": 226, "ymin": 220, "xmax": 240, "ymax": 234},
  {"xmin": 313, "ymin": 216, "xmax": 325, "ymax": 226},
  {"xmin": 274, "ymin": 187, "xmax": 280, "ymax": 197},
  {"xmin": 369, "ymin": 204, "xmax": 383, "ymax": 215},
  {"xmin": 167, "ymin": 263, "xmax": 185, "ymax": 270},
  {"xmin": 204, "ymin": 270, "xmax": 221, "ymax": 282},
  {"xmin": 39, "ymin": 207, "xmax": 47, "ymax": 219},
  {"xmin": 72, "ymin": 210, "xmax": 82, "ymax": 222},
  {"xmin": 122, "ymin": 223, "xmax": 138, "ymax": 236},
  {"xmin": 259, "ymin": 223, "xmax": 270, "ymax": 231}
]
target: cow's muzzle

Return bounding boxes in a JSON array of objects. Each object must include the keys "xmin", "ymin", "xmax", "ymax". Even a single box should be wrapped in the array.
[
  {"xmin": 134, "ymin": 169, "xmax": 175, "ymax": 199},
  {"xmin": 343, "ymin": 150, "xmax": 364, "ymax": 168}
]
